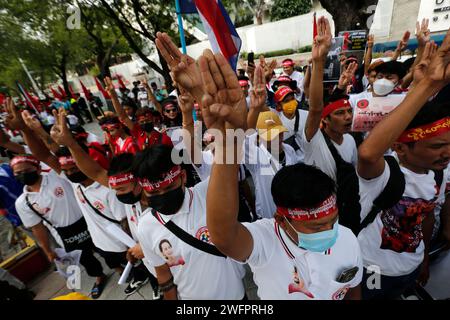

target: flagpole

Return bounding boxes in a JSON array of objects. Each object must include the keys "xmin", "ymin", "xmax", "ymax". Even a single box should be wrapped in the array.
[{"xmin": 175, "ymin": 0, "xmax": 188, "ymax": 54}]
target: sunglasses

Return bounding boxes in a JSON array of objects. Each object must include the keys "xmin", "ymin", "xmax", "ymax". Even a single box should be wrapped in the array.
[{"xmin": 164, "ymin": 108, "xmax": 177, "ymax": 113}]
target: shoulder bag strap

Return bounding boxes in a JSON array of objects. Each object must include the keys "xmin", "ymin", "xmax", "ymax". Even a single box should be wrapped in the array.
[
  {"xmin": 78, "ymin": 186, "xmax": 121, "ymax": 225},
  {"xmin": 25, "ymin": 195, "xmax": 54, "ymax": 227}
]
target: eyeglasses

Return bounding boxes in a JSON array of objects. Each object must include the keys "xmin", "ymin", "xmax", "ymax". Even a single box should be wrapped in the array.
[{"xmin": 165, "ymin": 109, "xmax": 177, "ymax": 113}]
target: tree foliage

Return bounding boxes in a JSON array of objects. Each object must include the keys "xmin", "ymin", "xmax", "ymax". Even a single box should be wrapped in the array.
[{"xmin": 270, "ymin": 0, "xmax": 312, "ymax": 22}]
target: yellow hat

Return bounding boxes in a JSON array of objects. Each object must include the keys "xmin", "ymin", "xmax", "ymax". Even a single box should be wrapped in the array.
[{"xmin": 256, "ymin": 111, "xmax": 288, "ymax": 141}]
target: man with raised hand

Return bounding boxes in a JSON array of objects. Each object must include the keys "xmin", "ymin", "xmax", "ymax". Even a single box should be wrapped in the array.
[
  {"xmin": 203, "ymin": 18, "xmax": 362, "ymax": 300},
  {"xmin": 357, "ymin": 31, "xmax": 450, "ymax": 299}
]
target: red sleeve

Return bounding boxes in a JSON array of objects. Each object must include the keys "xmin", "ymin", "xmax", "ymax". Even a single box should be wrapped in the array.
[
  {"xmin": 88, "ymin": 148, "xmax": 110, "ymax": 170},
  {"xmin": 125, "ymin": 137, "xmax": 140, "ymax": 155},
  {"xmin": 130, "ymin": 124, "xmax": 143, "ymax": 140},
  {"xmin": 161, "ymin": 133, "xmax": 173, "ymax": 147}
]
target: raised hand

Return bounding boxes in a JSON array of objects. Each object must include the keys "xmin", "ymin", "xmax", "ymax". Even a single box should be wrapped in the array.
[
  {"xmin": 199, "ymin": 51, "xmax": 247, "ymax": 133},
  {"xmin": 312, "ymin": 16, "xmax": 332, "ymax": 62},
  {"xmin": 397, "ymin": 31, "xmax": 411, "ymax": 52},
  {"xmin": 178, "ymin": 90, "xmax": 195, "ymax": 115},
  {"xmin": 22, "ymin": 110, "xmax": 44, "ymax": 132},
  {"xmin": 338, "ymin": 62, "xmax": 358, "ymax": 89},
  {"xmin": 104, "ymin": 77, "xmax": 116, "ymax": 96},
  {"xmin": 4, "ymin": 98, "xmax": 26, "ymax": 131},
  {"xmin": 416, "ymin": 19, "xmax": 430, "ymax": 48},
  {"xmin": 249, "ymin": 65, "xmax": 267, "ymax": 111},
  {"xmin": 367, "ymin": 34, "xmax": 375, "ymax": 49},
  {"xmin": 0, "ymin": 127, "xmax": 10, "ymax": 145},
  {"xmin": 156, "ymin": 32, "xmax": 202, "ymax": 93},
  {"xmin": 413, "ymin": 42, "xmax": 437, "ymax": 83},
  {"xmin": 259, "ymin": 55, "xmax": 277, "ymax": 82},
  {"xmin": 423, "ymin": 28, "xmax": 450, "ymax": 86},
  {"xmin": 50, "ymin": 109, "xmax": 75, "ymax": 147}
]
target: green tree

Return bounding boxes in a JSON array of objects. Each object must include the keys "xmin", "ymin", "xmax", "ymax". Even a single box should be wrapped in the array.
[{"xmin": 270, "ymin": 0, "xmax": 312, "ymax": 22}]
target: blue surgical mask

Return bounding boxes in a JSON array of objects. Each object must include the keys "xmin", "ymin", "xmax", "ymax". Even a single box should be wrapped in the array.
[{"xmin": 286, "ymin": 218, "xmax": 339, "ymax": 253}]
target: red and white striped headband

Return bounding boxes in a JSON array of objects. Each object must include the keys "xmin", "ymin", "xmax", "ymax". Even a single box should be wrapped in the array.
[
  {"xmin": 58, "ymin": 156, "xmax": 76, "ymax": 166},
  {"xmin": 10, "ymin": 155, "xmax": 39, "ymax": 168},
  {"xmin": 109, "ymin": 172, "xmax": 136, "ymax": 187},
  {"xmin": 277, "ymin": 194, "xmax": 337, "ymax": 221},
  {"xmin": 139, "ymin": 166, "xmax": 182, "ymax": 192}
]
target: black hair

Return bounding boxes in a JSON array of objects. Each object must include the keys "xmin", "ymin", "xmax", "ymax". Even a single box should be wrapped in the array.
[
  {"xmin": 402, "ymin": 57, "xmax": 416, "ymax": 72},
  {"xmin": 122, "ymin": 98, "xmax": 138, "ymax": 111},
  {"xmin": 98, "ymin": 115, "xmax": 121, "ymax": 126},
  {"xmin": 159, "ymin": 239, "xmax": 171, "ymax": 253},
  {"xmin": 407, "ymin": 101, "xmax": 450, "ymax": 130},
  {"xmin": 55, "ymin": 146, "xmax": 72, "ymax": 158},
  {"xmin": 108, "ymin": 153, "xmax": 134, "ymax": 176},
  {"xmin": 325, "ymin": 93, "xmax": 350, "ymax": 106},
  {"xmin": 135, "ymin": 107, "xmax": 153, "ymax": 118},
  {"xmin": 271, "ymin": 163, "xmax": 336, "ymax": 210},
  {"xmin": 374, "ymin": 60, "xmax": 406, "ymax": 79},
  {"xmin": 132, "ymin": 145, "xmax": 175, "ymax": 181},
  {"xmin": 237, "ymin": 75, "xmax": 250, "ymax": 82}
]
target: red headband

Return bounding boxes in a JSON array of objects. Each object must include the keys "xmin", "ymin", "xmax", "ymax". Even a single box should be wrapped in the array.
[
  {"xmin": 109, "ymin": 172, "xmax": 136, "ymax": 187},
  {"xmin": 398, "ymin": 117, "xmax": 450, "ymax": 143},
  {"xmin": 282, "ymin": 60, "xmax": 295, "ymax": 67},
  {"xmin": 322, "ymin": 99, "xmax": 351, "ymax": 119},
  {"xmin": 137, "ymin": 114, "xmax": 152, "ymax": 122},
  {"xmin": 10, "ymin": 155, "xmax": 39, "ymax": 168},
  {"xmin": 276, "ymin": 75, "xmax": 292, "ymax": 82},
  {"xmin": 139, "ymin": 166, "xmax": 182, "ymax": 192},
  {"xmin": 239, "ymin": 80, "xmax": 249, "ymax": 87},
  {"xmin": 277, "ymin": 195, "xmax": 337, "ymax": 221},
  {"xmin": 58, "ymin": 156, "xmax": 76, "ymax": 166}
]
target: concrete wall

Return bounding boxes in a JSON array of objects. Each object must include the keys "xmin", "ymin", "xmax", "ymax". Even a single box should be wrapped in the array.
[{"xmin": 185, "ymin": 9, "xmax": 335, "ymax": 59}]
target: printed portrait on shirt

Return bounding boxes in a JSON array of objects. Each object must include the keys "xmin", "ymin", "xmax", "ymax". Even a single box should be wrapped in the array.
[
  {"xmin": 380, "ymin": 196, "xmax": 436, "ymax": 253},
  {"xmin": 288, "ymin": 266, "xmax": 314, "ymax": 298},
  {"xmin": 159, "ymin": 239, "xmax": 185, "ymax": 267}
]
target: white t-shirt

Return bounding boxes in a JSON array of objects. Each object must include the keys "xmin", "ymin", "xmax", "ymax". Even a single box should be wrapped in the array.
[
  {"xmin": 71, "ymin": 180, "xmax": 128, "ymax": 252},
  {"xmin": 86, "ymin": 132, "xmax": 102, "ymax": 145},
  {"xmin": 137, "ymin": 91, "xmax": 149, "ymax": 108},
  {"xmin": 348, "ymin": 91, "xmax": 407, "ymax": 110},
  {"xmin": 66, "ymin": 115, "xmax": 79, "ymax": 126},
  {"xmin": 284, "ymin": 70, "xmax": 304, "ymax": 101},
  {"xmin": 193, "ymin": 150, "xmax": 247, "ymax": 183},
  {"xmin": 299, "ymin": 129, "xmax": 357, "ymax": 182},
  {"xmin": 244, "ymin": 133, "xmax": 302, "ymax": 219},
  {"xmin": 15, "ymin": 171, "xmax": 83, "ymax": 247},
  {"xmin": 241, "ymin": 219, "xmax": 363, "ymax": 300},
  {"xmin": 137, "ymin": 180, "xmax": 246, "ymax": 300},
  {"xmin": 124, "ymin": 201, "xmax": 156, "ymax": 277},
  {"xmin": 357, "ymin": 155, "xmax": 448, "ymax": 276}
]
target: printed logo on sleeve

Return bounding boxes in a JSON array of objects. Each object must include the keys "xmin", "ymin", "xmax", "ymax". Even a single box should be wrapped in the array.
[
  {"xmin": 195, "ymin": 226, "xmax": 213, "ymax": 244},
  {"xmin": 54, "ymin": 187, "xmax": 64, "ymax": 198},
  {"xmin": 93, "ymin": 201, "xmax": 105, "ymax": 212},
  {"xmin": 332, "ymin": 286, "xmax": 350, "ymax": 300}
]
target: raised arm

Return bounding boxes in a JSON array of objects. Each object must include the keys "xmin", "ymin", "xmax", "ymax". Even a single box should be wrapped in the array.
[
  {"xmin": 200, "ymin": 51, "xmax": 252, "ymax": 262},
  {"xmin": 303, "ymin": 62, "xmax": 312, "ymax": 99},
  {"xmin": 305, "ymin": 17, "xmax": 332, "ymax": 142},
  {"xmin": 105, "ymin": 77, "xmax": 135, "ymax": 131},
  {"xmin": 142, "ymin": 78, "xmax": 162, "ymax": 112},
  {"xmin": 22, "ymin": 110, "xmax": 59, "ymax": 154},
  {"xmin": 364, "ymin": 34, "xmax": 374, "ymax": 76},
  {"xmin": 391, "ymin": 31, "xmax": 410, "ymax": 61},
  {"xmin": 155, "ymin": 32, "xmax": 204, "ymax": 104},
  {"xmin": 50, "ymin": 109, "xmax": 109, "ymax": 187},
  {"xmin": 179, "ymin": 89, "xmax": 202, "ymax": 166},
  {"xmin": 358, "ymin": 36, "xmax": 450, "ymax": 179},
  {"xmin": 4, "ymin": 98, "xmax": 60, "ymax": 173},
  {"xmin": 247, "ymin": 65, "xmax": 269, "ymax": 130},
  {"xmin": 0, "ymin": 128, "xmax": 25, "ymax": 154}
]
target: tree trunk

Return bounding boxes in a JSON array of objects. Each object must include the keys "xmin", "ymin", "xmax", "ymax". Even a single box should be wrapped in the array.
[
  {"xmin": 60, "ymin": 52, "xmax": 70, "ymax": 98},
  {"xmin": 319, "ymin": 0, "xmax": 379, "ymax": 35}
]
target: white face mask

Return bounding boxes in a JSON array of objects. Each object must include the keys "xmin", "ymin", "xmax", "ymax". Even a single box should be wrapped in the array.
[{"xmin": 373, "ymin": 78, "xmax": 396, "ymax": 96}]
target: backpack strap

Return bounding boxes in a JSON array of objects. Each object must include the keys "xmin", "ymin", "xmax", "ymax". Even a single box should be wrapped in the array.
[
  {"xmin": 151, "ymin": 209, "xmax": 226, "ymax": 258},
  {"xmin": 77, "ymin": 186, "xmax": 121, "ymax": 225},
  {"xmin": 293, "ymin": 109, "xmax": 300, "ymax": 133},
  {"xmin": 25, "ymin": 195, "xmax": 54, "ymax": 227},
  {"xmin": 359, "ymin": 156, "xmax": 405, "ymax": 232}
]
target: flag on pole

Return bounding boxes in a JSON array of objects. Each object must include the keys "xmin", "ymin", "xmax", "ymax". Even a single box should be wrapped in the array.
[
  {"xmin": 50, "ymin": 87, "xmax": 63, "ymax": 100},
  {"xmin": 80, "ymin": 80, "xmax": 92, "ymax": 100},
  {"xmin": 69, "ymin": 85, "xmax": 77, "ymax": 99},
  {"xmin": 116, "ymin": 75, "xmax": 127, "ymax": 90},
  {"xmin": 192, "ymin": 0, "xmax": 241, "ymax": 70},
  {"xmin": 95, "ymin": 77, "xmax": 111, "ymax": 100},
  {"xmin": 16, "ymin": 81, "xmax": 39, "ymax": 113},
  {"xmin": 178, "ymin": 0, "xmax": 197, "ymax": 13},
  {"xmin": 58, "ymin": 85, "xmax": 67, "ymax": 98},
  {"xmin": 313, "ymin": 12, "xmax": 318, "ymax": 39}
]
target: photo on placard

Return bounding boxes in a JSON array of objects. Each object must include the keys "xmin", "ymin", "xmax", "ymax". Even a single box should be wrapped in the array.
[
  {"xmin": 338, "ymin": 30, "xmax": 368, "ymax": 51},
  {"xmin": 324, "ymin": 37, "xmax": 344, "ymax": 82}
]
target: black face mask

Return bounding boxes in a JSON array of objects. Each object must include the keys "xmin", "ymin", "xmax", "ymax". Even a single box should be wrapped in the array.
[
  {"xmin": 117, "ymin": 191, "xmax": 141, "ymax": 205},
  {"xmin": 141, "ymin": 122, "xmax": 154, "ymax": 133},
  {"xmin": 147, "ymin": 186, "xmax": 185, "ymax": 215},
  {"xmin": 16, "ymin": 171, "xmax": 40, "ymax": 186},
  {"xmin": 67, "ymin": 171, "xmax": 88, "ymax": 183}
]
